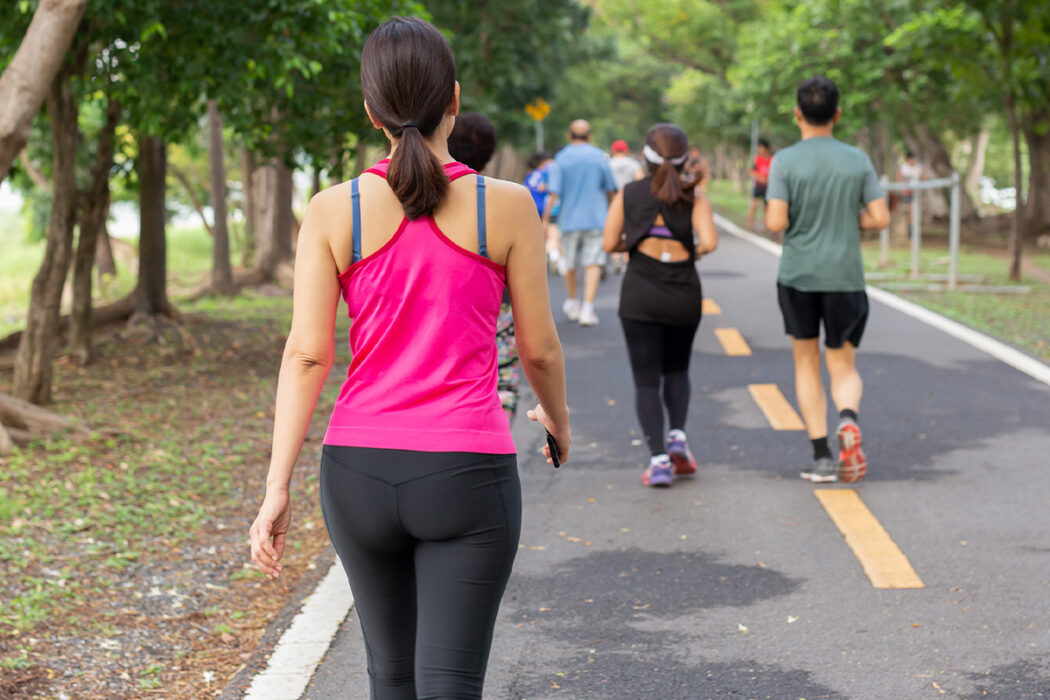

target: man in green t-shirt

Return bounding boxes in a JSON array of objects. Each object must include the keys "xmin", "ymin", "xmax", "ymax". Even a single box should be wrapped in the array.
[{"xmin": 765, "ymin": 76, "xmax": 889, "ymax": 484}]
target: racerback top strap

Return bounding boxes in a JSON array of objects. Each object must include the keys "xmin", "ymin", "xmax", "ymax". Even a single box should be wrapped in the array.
[
  {"xmin": 351, "ymin": 177, "xmax": 362, "ymax": 263},
  {"xmin": 350, "ymin": 160, "xmax": 487, "ymax": 262}
]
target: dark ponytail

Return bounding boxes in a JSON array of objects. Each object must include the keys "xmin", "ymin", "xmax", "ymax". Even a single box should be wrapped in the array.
[
  {"xmin": 644, "ymin": 123, "xmax": 696, "ymax": 208},
  {"xmin": 361, "ymin": 17, "xmax": 456, "ymax": 219}
]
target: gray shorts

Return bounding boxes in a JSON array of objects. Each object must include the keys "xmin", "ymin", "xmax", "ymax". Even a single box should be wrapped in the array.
[{"xmin": 561, "ymin": 228, "xmax": 606, "ymax": 269}]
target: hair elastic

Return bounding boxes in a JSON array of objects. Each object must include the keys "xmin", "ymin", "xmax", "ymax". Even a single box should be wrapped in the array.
[
  {"xmin": 400, "ymin": 121, "xmax": 421, "ymax": 131},
  {"xmin": 643, "ymin": 143, "xmax": 688, "ymax": 166}
]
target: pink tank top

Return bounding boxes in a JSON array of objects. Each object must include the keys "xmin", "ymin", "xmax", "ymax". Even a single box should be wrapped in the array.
[{"xmin": 323, "ymin": 160, "xmax": 515, "ymax": 454}]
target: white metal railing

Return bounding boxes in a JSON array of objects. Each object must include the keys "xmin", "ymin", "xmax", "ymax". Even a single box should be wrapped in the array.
[{"xmin": 878, "ymin": 172, "xmax": 962, "ymax": 289}]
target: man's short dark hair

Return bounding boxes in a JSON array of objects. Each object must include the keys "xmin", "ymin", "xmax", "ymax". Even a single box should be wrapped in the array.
[
  {"xmin": 758, "ymin": 138, "xmax": 770, "ymax": 149},
  {"xmin": 796, "ymin": 76, "xmax": 839, "ymax": 126},
  {"xmin": 447, "ymin": 112, "xmax": 497, "ymax": 171}
]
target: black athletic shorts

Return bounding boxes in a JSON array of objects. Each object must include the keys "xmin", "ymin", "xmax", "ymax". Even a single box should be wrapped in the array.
[
  {"xmin": 752, "ymin": 183, "xmax": 767, "ymax": 199},
  {"xmin": 777, "ymin": 282, "xmax": 869, "ymax": 348}
]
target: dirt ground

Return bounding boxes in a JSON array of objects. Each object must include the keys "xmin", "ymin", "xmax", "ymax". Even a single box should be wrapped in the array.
[{"xmin": 0, "ymin": 291, "xmax": 341, "ymax": 699}]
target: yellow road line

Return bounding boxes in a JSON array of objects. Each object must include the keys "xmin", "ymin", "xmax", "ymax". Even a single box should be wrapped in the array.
[
  {"xmin": 702, "ymin": 298, "xmax": 722, "ymax": 315},
  {"xmin": 715, "ymin": 327, "xmax": 752, "ymax": 356},
  {"xmin": 747, "ymin": 383, "xmax": 804, "ymax": 430},
  {"xmin": 815, "ymin": 489, "xmax": 925, "ymax": 589}
]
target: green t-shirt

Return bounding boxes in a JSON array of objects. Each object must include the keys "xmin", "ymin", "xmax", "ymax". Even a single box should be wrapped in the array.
[{"xmin": 766, "ymin": 136, "xmax": 882, "ymax": 292}]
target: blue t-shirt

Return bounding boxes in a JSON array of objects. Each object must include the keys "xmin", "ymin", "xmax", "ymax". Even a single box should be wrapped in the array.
[
  {"xmin": 524, "ymin": 167, "xmax": 548, "ymax": 216},
  {"xmin": 548, "ymin": 144, "xmax": 617, "ymax": 232}
]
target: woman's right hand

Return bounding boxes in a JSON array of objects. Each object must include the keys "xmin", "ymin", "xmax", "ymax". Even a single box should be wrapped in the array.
[
  {"xmin": 527, "ymin": 403, "xmax": 571, "ymax": 465},
  {"xmin": 250, "ymin": 489, "xmax": 291, "ymax": 579}
]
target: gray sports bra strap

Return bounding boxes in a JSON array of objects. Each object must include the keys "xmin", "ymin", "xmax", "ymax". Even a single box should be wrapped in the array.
[{"xmin": 351, "ymin": 177, "xmax": 362, "ymax": 264}]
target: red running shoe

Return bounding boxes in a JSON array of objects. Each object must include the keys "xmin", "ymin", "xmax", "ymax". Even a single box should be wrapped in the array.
[
  {"xmin": 667, "ymin": 429, "xmax": 697, "ymax": 476},
  {"xmin": 836, "ymin": 418, "xmax": 867, "ymax": 483}
]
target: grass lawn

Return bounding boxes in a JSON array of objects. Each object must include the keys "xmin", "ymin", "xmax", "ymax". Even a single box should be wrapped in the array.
[
  {"xmin": 707, "ymin": 179, "xmax": 1050, "ymax": 363},
  {"xmin": 0, "ymin": 223, "xmax": 239, "ymax": 338}
]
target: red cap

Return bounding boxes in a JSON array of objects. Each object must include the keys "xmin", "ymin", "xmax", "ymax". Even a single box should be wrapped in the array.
[{"xmin": 611, "ymin": 139, "xmax": 629, "ymax": 153}]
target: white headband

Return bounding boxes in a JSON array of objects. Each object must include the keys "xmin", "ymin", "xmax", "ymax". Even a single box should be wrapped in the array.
[{"xmin": 643, "ymin": 143, "xmax": 689, "ymax": 166}]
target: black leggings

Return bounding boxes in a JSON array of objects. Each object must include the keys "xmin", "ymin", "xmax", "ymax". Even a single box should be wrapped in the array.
[
  {"xmin": 620, "ymin": 317, "xmax": 700, "ymax": 455},
  {"xmin": 319, "ymin": 445, "xmax": 521, "ymax": 700}
]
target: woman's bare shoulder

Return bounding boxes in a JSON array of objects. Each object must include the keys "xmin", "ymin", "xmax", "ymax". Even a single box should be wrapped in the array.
[{"xmin": 482, "ymin": 177, "xmax": 536, "ymax": 218}]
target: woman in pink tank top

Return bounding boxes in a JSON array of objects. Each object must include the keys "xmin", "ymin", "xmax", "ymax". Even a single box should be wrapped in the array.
[{"xmin": 248, "ymin": 17, "xmax": 570, "ymax": 700}]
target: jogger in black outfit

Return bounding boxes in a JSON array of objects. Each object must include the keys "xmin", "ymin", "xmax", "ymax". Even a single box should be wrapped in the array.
[{"xmin": 603, "ymin": 123, "xmax": 719, "ymax": 487}]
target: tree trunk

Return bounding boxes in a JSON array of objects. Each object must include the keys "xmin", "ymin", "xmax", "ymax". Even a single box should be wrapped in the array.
[
  {"xmin": 0, "ymin": 0, "xmax": 87, "ymax": 181},
  {"xmin": 170, "ymin": 165, "xmax": 213, "ymax": 237},
  {"xmin": 312, "ymin": 164, "xmax": 322, "ymax": 198},
  {"xmin": 276, "ymin": 158, "xmax": 295, "ymax": 261},
  {"xmin": 1022, "ymin": 113, "xmax": 1050, "ymax": 243},
  {"xmin": 69, "ymin": 97, "xmax": 120, "ymax": 365},
  {"xmin": 241, "ymin": 147, "xmax": 256, "ymax": 268},
  {"xmin": 135, "ymin": 134, "xmax": 172, "ymax": 315},
  {"xmin": 0, "ymin": 291, "xmax": 137, "ymax": 352},
  {"xmin": 965, "ymin": 128, "xmax": 990, "ymax": 197},
  {"xmin": 12, "ymin": 63, "xmax": 79, "ymax": 405},
  {"xmin": 913, "ymin": 123, "xmax": 978, "ymax": 220},
  {"xmin": 0, "ymin": 418, "xmax": 13, "ymax": 454},
  {"xmin": 95, "ymin": 225, "xmax": 116, "ymax": 277},
  {"xmin": 252, "ymin": 158, "xmax": 277, "ymax": 277},
  {"xmin": 869, "ymin": 118, "xmax": 887, "ymax": 178},
  {"xmin": 254, "ymin": 156, "xmax": 294, "ymax": 279},
  {"xmin": 1004, "ymin": 92, "xmax": 1023, "ymax": 282},
  {"xmin": 208, "ymin": 100, "xmax": 234, "ymax": 295},
  {"xmin": 354, "ymin": 142, "xmax": 368, "ymax": 178},
  {"xmin": 0, "ymin": 390, "xmax": 73, "ymax": 435}
]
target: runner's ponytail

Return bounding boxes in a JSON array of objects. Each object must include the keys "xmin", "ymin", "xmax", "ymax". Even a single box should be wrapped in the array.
[
  {"xmin": 361, "ymin": 18, "xmax": 455, "ymax": 219},
  {"xmin": 644, "ymin": 123, "xmax": 695, "ymax": 208}
]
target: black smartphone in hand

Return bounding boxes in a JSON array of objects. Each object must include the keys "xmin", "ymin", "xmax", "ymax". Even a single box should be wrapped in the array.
[{"xmin": 545, "ymin": 429, "xmax": 561, "ymax": 469}]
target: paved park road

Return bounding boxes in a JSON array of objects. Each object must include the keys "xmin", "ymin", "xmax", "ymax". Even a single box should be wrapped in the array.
[{"xmin": 302, "ymin": 227, "xmax": 1050, "ymax": 699}]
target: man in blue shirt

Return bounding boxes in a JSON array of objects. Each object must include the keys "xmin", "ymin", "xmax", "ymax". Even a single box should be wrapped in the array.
[{"xmin": 542, "ymin": 120, "xmax": 618, "ymax": 326}]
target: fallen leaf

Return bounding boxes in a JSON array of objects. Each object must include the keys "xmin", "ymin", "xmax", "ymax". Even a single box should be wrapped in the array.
[{"xmin": 737, "ymin": 624, "xmax": 749, "ymax": 635}]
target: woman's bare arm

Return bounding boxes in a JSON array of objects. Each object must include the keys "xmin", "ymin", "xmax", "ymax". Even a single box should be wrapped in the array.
[
  {"xmin": 602, "ymin": 189, "xmax": 626, "ymax": 253},
  {"xmin": 497, "ymin": 181, "xmax": 571, "ymax": 462},
  {"xmin": 692, "ymin": 193, "xmax": 719, "ymax": 258},
  {"xmin": 250, "ymin": 191, "xmax": 341, "ymax": 578}
]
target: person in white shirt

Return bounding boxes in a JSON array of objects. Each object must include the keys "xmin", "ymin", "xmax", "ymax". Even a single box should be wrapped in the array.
[{"xmin": 896, "ymin": 151, "xmax": 923, "ymax": 237}]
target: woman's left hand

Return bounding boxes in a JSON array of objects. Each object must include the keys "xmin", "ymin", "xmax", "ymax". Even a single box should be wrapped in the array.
[{"xmin": 250, "ymin": 490, "xmax": 291, "ymax": 579}]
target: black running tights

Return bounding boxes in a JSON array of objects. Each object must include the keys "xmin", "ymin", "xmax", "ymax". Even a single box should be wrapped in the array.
[
  {"xmin": 319, "ymin": 445, "xmax": 521, "ymax": 700},
  {"xmin": 620, "ymin": 317, "xmax": 700, "ymax": 455}
]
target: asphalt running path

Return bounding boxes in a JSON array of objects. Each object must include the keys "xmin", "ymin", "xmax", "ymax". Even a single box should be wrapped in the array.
[{"xmin": 293, "ymin": 224, "xmax": 1050, "ymax": 699}]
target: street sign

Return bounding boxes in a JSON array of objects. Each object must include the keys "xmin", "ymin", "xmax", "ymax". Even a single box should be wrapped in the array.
[{"xmin": 525, "ymin": 97, "xmax": 550, "ymax": 122}]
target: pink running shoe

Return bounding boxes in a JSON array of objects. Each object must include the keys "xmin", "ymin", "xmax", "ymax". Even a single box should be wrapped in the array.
[{"xmin": 836, "ymin": 418, "xmax": 867, "ymax": 483}]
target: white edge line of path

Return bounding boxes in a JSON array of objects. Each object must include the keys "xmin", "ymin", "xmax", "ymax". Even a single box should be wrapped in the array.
[
  {"xmin": 712, "ymin": 212, "xmax": 1050, "ymax": 389},
  {"xmin": 242, "ymin": 559, "xmax": 353, "ymax": 700}
]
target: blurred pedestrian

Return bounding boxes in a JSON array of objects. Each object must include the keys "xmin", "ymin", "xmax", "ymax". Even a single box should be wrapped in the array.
[
  {"xmin": 603, "ymin": 123, "xmax": 718, "ymax": 487},
  {"xmin": 608, "ymin": 139, "xmax": 644, "ymax": 273},
  {"xmin": 765, "ymin": 76, "xmax": 888, "ymax": 484},
  {"xmin": 896, "ymin": 150, "xmax": 923, "ymax": 237},
  {"xmin": 683, "ymin": 145, "xmax": 711, "ymax": 191},
  {"xmin": 543, "ymin": 119, "xmax": 618, "ymax": 326},
  {"xmin": 609, "ymin": 139, "xmax": 644, "ymax": 188},
  {"xmin": 524, "ymin": 151, "xmax": 563, "ymax": 271},
  {"xmin": 746, "ymin": 138, "xmax": 772, "ymax": 230},
  {"xmin": 249, "ymin": 17, "xmax": 570, "ymax": 699}
]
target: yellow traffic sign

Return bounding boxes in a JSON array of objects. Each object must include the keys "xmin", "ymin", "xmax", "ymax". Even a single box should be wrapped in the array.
[{"xmin": 525, "ymin": 97, "xmax": 550, "ymax": 122}]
